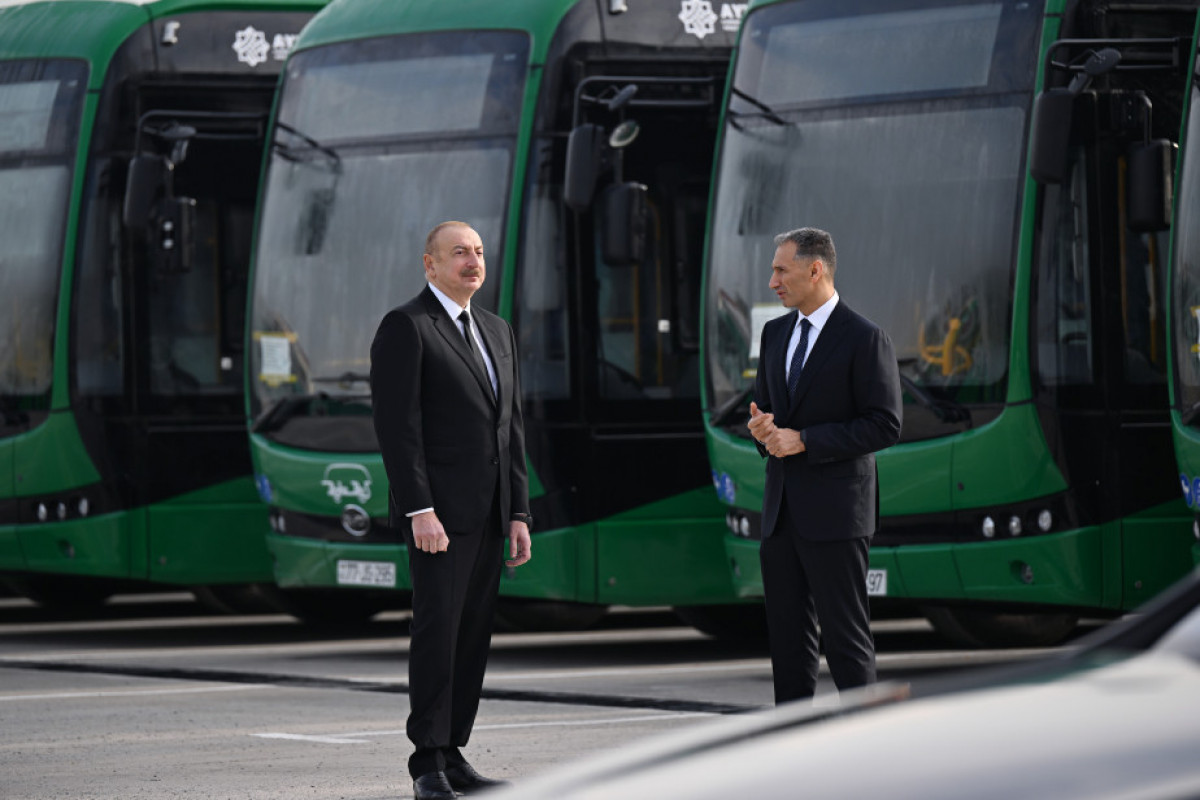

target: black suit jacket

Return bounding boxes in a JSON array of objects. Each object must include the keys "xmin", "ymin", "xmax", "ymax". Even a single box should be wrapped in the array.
[
  {"xmin": 755, "ymin": 300, "xmax": 902, "ymax": 541},
  {"xmin": 370, "ymin": 286, "xmax": 529, "ymax": 536}
]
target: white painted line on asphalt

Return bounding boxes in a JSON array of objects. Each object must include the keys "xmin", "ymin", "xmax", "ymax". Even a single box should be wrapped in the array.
[
  {"xmin": 0, "ymin": 683, "xmax": 274, "ymax": 702},
  {"xmin": 486, "ymin": 660, "xmax": 771, "ymax": 681},
  {"xmin": 253, "ymin": 712, "xmax": 713, "ymax": 744}
]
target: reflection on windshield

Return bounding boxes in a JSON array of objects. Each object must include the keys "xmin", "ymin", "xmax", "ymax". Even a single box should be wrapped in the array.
[
  {"xmin": 249, "ymin": 32, "xmax": 527, "ymax": 428},
  {"xmin": 0, "ymin": 166, "xmax": 68, "ymax": 396},
  {"xmin": 705, "ymin": 0, "xmax": 1039, "ymax": 442},
  {"xmin": 707, "ymin": 109, "xmax": 1022, "ymax": 412},
  {"xmin": 251, "ymin": 146, "xmax": 511, "ymax": 412}
]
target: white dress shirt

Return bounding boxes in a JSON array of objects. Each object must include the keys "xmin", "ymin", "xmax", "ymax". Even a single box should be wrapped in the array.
[{"xmin": 785, "ymin": 291, "xmax": 839, "ymax": 382}]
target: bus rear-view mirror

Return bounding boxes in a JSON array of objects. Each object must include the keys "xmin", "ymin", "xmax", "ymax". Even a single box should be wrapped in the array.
[
  {"xmin": 564, "ymin": 123, "xmax": 605, "ymax": 211},
  {"xmin": 123, "ymin": 155, "xmax": 166, "ymax": 227},
  {"xmin": 1029, "ymin": 88, "xmax": 1074, "ymax": 184}
]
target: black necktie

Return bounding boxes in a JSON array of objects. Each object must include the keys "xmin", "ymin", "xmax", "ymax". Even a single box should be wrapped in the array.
[
  {"xmin": 458, "ymin": 309, "xmax": 495, "ymax": 398},
  {"xmin": 787, "ymin": 318, "xmax": 811, "ymax": 396}
]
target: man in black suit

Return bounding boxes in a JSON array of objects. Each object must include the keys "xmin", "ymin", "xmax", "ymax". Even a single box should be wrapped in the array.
[
  {"xmin": 370, "ymin": 221, "xmax": 532, "ymax": 800},
  {"xmin": 747, "ymin": 227, "xmax": 901, "ymax": 704}
]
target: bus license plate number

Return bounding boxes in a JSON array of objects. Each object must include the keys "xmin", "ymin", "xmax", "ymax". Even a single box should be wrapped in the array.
[
  {"xmin": 866, "ymin": 569, "xmax": 887, "ymax": 596},
  {"xmin": 337, "ymin": 560, "xmax": 396, "ymax": 588}
]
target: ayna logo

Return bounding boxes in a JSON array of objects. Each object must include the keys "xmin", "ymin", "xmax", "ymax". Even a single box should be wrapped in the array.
[
  {"xmin": 322, "ymin": 463, "xmax": 373, "ymax": 505},
  {"xmin": 678, "ymin": 1, "xmax": 746, "ymax": 40},
  {"xmin": 678, "ymin": 0, "xmax": 718, "ymax": 39}
]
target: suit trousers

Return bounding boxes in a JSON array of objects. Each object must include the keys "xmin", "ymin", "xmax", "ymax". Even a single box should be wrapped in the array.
[
  {"xmin": 759, "ymin": 495, "xmax": 875, "ymax": 704},
  {"xmin": 404, "ymin": 502, "xmax": 503, "ymax": 778}
]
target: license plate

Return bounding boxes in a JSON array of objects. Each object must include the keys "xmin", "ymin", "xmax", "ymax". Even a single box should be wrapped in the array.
[
  {"xmin": 866, "ymin": 568, "xmax": 887, "ymax": 596},
  {"xmin": 336, "ymin": 560, "xmax": 396, "ymax": 588}
]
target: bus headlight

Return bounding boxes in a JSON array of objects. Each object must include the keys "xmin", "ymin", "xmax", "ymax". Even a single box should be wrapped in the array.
[
  {"xmin": 1036, "ymin": 509, "xmax": 1052, "ymax": 532},
  {"xmin": 981, "ymin": 516, "xmax": 996, "ymax": 538},
  {"xmin": 1008, "ymin": 515, "xmax": 1022, "ymax": 536}
]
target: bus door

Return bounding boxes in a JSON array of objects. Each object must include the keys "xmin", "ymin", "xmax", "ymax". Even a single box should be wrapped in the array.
[
  {"xmin": 1032, "ymin": 27, "xmax": 1193, "ymax": 608},
  {"xmin": 563, "ymin": 70, "xmax": 729, "ymax": 603},
  {"xmin": 120, "ymin": 97, "xmax": 277, "ymax": 581}
]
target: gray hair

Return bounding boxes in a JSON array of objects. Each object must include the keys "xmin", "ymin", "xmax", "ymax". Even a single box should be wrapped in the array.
[{"xmin": 774, "ymin": 227, "xmax": 836, "ymax": 276}]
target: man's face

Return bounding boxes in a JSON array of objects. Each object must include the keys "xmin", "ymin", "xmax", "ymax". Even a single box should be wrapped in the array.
[
  {"xmin": 769, "ymin": 241, "xmax": 817, "ymax": 310},
  {"xmin": 424, "ymin": 225, "xmax": 485, "ymax": 306}
]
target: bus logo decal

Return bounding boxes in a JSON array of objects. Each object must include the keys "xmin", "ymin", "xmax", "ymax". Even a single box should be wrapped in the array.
[
  {"xmin": 321, "ymin": 463, "xmax": 373, "ymax": 505},
  {"xmin": 720, "ymin": 4, "xmax": 747, "ymax": 33},
  {"xmin": 678, "ymin": 0, "xmax": 718, "ymax": 40},
  {"xmin": 232, "ymin": 26, "xmax": 271, "ymax": 67}
]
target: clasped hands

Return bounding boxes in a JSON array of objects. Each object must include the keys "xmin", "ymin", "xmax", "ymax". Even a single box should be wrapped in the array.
[
  {"xmin": 411, "ymin": 510, "xmax": 532, "ymax": 567},
  {"xmin": 748, "ymin": 401, "xmax": 806, "ymax": 458}
]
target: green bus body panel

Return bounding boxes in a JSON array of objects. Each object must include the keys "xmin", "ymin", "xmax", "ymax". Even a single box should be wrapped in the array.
[
  {"xmin": 9, "ymin": 412, "xmax": 100, "ymax": 496},
  {"xmin": 266, "ymin": 533, "xmax": 410, "ymax": 590},
  {"xmin": 250, "ymin": 435, "xmax": 389, "ymax": 518},
  {"xmin": 18, "ymin": 511, "xmax": 138, "ymax": 578},
  {"xmin": 726, "ymin": 523, "xmax": 1156, "ymax": 611},
  {"xmin": 0, "ymin": 3, "xmax": 147, "ymax": 71},
  {"xmin": 11, "ymin": 478, "xmax": 273, "ymax": 583},
  {"xmin": 708, "ymin": 403, "xmax": 1065, "ymax": 519},
  {"xmin": 146, "ymin": 477, "xmax": 274, "ymax": 583}
]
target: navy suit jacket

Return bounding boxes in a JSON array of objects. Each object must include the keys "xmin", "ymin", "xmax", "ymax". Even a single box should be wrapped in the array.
[
  {"xmin": 370, "ymin": 286, "xmax": 529, "ymax": 536},
  {"xmin": 754, "ymin": 300, "xmax": 902, "ymax": 541}
]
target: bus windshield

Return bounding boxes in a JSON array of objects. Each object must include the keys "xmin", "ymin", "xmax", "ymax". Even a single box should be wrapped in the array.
[
  {"xmin": 705, "ymin": 0, "xmax": 1042, "ymax": 441},
  {"xmin": 249, "ymin": 31, "xmax": 528, "ymax": 429},
  {"xmin": 0, "ymin": 61, "xmax": 86, "ymax": 406}
]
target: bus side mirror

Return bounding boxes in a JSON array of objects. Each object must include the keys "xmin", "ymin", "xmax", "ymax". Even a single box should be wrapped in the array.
[
  {"xmin": 157, "ymin": 196, "xmax": 197, "ymax": 273},
  {"xmin": 599, "ymin": 181, "xmax": 648, "ymax": 265},
  {"xmin": 1127, "ymin": 139, "xmax": 1175, "ymax": 232},
  {"xmin": 564, "ymin": 123, "xmax": 605, "ymax": 211},
  {"xmin": 123, "ymin": 155, "xmax": 167, "ymax": 227},
  {"xmin": 1029, "ymin": 88, "xmax": 1075, "ymax": 184}
]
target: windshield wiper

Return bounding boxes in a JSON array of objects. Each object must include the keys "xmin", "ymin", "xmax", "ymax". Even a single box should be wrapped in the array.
[
  {"xmin": 710, "ymin": 385, "xmax": 755, "ymax": 429},
  {"xmin": 1180, "ymin": 399, "xmax": 1200, "ymax": 427},
  {"xmin": 312, "ymin": 372, "xmax": 370, "ymax": 387},
  {"xmin": 729, "ymin": 87, "xmax": 788, "ymax": 126},
  {"xmin": 273, "ymin": 121, "xmax": 342, "ymax": 172},
  {"xmin": 896, "ymin": 363, "xmax": 972, "ymax": 425}
]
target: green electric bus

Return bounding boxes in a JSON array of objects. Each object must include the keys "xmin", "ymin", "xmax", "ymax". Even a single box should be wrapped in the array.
[
  {"xmin": 0, "ymin": 0, "xmax": 324, "ymax": 610},
  {"xmin": 1169, "ymin": 10, "xmax": 1200, "ymax": 569},
  {"xmin": 246, "ymin": 0, "xmax": 746, "ymax": 625},
  {"xmin": 703, "ymin": 0, "xmax": 1199, "ymax": 646}
]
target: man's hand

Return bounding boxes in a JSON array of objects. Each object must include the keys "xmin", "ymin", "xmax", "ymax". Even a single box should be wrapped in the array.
[
  {"xmin": 747, "ymin": 401, "xmax": 776, "ymax": 443},
  {"xmin": 506, "ymin": 521, "xmax": 531, "ymax": 567},
  {"xmin": 411, "ymin": 510, "xmax": 449, "ymax": 554},
  {"xmin": 749, "ymin": 401, "xmax": 806, "ymax": 458}
]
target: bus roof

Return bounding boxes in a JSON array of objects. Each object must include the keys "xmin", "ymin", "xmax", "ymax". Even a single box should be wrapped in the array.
[
  {"xmin": 0, "ymin": 0, "xmax": 326, "ymax": 82},
  {"xmin": 294, "ymin": 0, "xmax": 738, "ymax": 61}
]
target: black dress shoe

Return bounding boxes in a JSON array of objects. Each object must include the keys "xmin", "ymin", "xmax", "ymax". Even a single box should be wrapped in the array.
[
  {"xmin": 443, "ymin": 762, "xmax": 511, "ymax": 793},
  {"xmin": 413, "ymin": 771, "xmax": 457, "ymax": 800}
]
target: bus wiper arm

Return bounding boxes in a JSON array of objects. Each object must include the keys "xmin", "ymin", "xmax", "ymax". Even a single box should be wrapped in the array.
[
  {"xmin": 897, "ymin": 368, "xmax": 972, "ymax": 425},
  {"xmin": 312, "ymin": 372, "xmax": 370, "ymax": 386},
  {"xmin": 710, "ymin": 385, "xmax": 755, "ymax": 428},
  {"xmin": 729, "ymin": 87, "xmax": 788, "ymax": 126},
  {"xmin": 1180, "ymin": 399, "xmax": 1200, "ymax": 426},
  {"xmin": 273, "ymin": 121, "xmax": 342, "ymax": 172}
]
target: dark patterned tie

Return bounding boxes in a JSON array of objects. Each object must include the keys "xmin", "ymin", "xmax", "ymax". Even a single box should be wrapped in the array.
[
  {"xmin": 787, "ymin": 318, "xmax": 811, "ymax": 396},
  {"xmin": 458, "ymin": 309, "xmax": 495, "ymax": 398}
]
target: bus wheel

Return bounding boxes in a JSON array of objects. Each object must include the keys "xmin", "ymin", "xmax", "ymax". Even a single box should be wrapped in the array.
[
  {"xmin": 192, "ymin": 583, "xmax": 289, "ymax": 615},
  {"xmin": 275, "ymin": 589, "xmax": 396, "ymax": 626},
  {"xmin": 3, "ymin": 575, "xmax": 114, "ymax": 613},
  {"xmin": 494, "ymin": 599, "xmax": 608, "ymax": 632},
  {"xmin": 923, "ymin": 606, "xmax": 1079, "ymax": 648},
  {"xmin": 673, "ymin": 604, "xmax": 768, "ymax": 641}
]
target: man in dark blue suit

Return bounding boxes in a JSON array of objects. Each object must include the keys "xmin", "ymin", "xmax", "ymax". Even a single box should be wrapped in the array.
[
  {"xmin": 371, "ymin": 221, "xmax": 532, "ymax": 800},
  {"xmin": 747, "ymin": 227, "xmax": 902, "ymax": 704}
]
